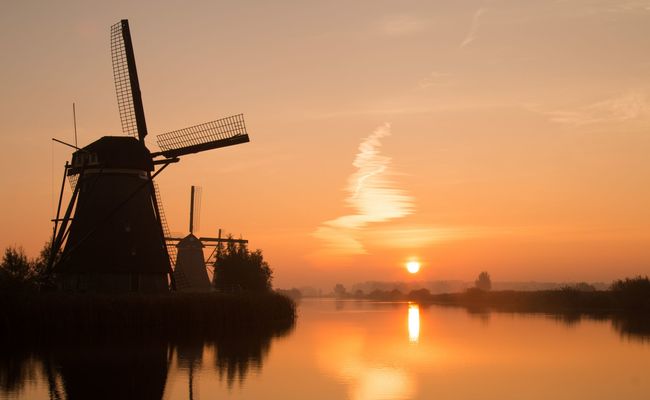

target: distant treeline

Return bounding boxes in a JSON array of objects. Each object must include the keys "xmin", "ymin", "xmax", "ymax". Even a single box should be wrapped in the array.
[{"xmin": 325, "ymin": 276, "xmax": 650, "ymax": 312}]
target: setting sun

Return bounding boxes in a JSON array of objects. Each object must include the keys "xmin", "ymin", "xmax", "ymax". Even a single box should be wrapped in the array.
[{"xmin": 406, "ymin": 261, "xmax": 421, "ymax": 274}]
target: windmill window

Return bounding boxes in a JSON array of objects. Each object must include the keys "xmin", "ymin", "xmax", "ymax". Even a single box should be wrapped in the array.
[{"xmin": 72, "ymin": 152, "xmax": 99, "ymax": 167}]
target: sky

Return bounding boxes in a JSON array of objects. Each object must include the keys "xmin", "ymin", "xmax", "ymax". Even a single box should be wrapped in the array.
[{"xmin": 1, "ymin": 0, "xmax": 650, "ymax": 289}]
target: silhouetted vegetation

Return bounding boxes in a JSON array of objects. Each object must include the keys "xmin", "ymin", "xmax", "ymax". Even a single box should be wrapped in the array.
[
  {"xmin": 276, "ymin": 287, "xmax": 302, "ymax": 301},
  {"xmin": 0, "ymin": 291, "xmax": 295, "ymax": 342},
  {"xmin": 565, "ymin": 282, "xmax": 597, "ymax": 292},
  {"xmin": 610, "ymin": 276, "xmax": 650, "ymax": 309},
  {"xmin": 475, "ymin": 271, "xmax": 492, "ymax": 291},
  {"xmin": 333, "ymin": 283, "xmax": 347, "ymax": 298},
  {"xmin": 0, "ymin": 242, "xmax": 58, "ymax": 292},
  {"xmin": 408, "ymin": 288, "xmax": 432, "ymax": 301},
  {"xmin": 337, "ymin": 276, "xmax": 650, "ymax": 314},
  {"xmin": 0, "ymin": 247, "xmax": 33, "ymax": 292},
  {"xmin": 213, "ymin": 241, "xmax": 273, "ymax": 292}
]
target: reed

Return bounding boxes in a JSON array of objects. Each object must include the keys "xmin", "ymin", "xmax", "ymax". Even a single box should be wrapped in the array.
[{"xmin": 0, "ymin": 291, "xmax": 296, "ymax": 343}]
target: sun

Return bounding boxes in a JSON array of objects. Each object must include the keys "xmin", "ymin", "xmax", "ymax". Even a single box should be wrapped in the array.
[{"xmin": 406, "ymin": 260, "xmax": 421, "ymax": 274}]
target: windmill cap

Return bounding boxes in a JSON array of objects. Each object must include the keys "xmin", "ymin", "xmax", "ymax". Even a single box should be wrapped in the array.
[
  {"xmin": 176, "ymin": 233, "xmax": 205, "ymax": 249},
  {"xmin": 70, "ymin": 136, "xmax": 154, "ymax": 172}
]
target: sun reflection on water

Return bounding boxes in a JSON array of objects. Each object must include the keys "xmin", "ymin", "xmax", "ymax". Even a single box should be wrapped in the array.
[{"xmin": 408, "ymin": 303, "xmax": 420, "ymax": 343}]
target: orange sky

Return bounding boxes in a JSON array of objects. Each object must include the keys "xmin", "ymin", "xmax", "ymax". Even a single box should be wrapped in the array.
[{"xmin": 1, "ymin": 1, "xmax": 649, "ymax": 288}]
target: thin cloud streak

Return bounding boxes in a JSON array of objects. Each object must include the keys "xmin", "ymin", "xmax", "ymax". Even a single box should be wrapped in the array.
[
  {"xmin": 460, "ymin": 8, "xmax": 485, "ymax": 48},
  {"xmin": 380, "ymin": 15, "xmax": 427, "ymax": 36},
  {"xmin": 534, "ymin": 91, "xmax": 650, "ymax": 125},
  {"xmin": 314, "ymin": 123, "xmax": 414, "ymax": 254}
]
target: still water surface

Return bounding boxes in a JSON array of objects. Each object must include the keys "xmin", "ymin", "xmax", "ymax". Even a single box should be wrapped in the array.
[{"xmin": 2, "ymin": 299, "xmax": 650, "ymax": 399}]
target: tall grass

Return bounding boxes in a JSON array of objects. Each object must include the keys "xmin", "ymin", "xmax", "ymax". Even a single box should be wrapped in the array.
[{"xmin": 0, "ymin": 291, "xmax": 296, "ymax": 343}]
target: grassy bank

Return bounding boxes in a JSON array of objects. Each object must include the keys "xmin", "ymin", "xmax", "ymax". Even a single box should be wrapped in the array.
[
  {"xmin": 0, "ymin": 291, "xmax": 296, "ymax": 342},
  {"xmin": 344, "ymin": 276, "xmax": 650, "ymax": 314},
  {"xmin": 425, "ymin": 289, "xmax": 648, "ymax": 313}
]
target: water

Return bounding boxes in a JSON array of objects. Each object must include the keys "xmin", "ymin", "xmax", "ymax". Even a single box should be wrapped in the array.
[{"xmin": 2, "ymin": 299, "xmax": 650, "ymax": 399}]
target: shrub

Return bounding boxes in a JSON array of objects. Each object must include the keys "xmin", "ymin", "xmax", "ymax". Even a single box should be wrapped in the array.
[
  {"xmin": 213, "ymin": 241, "xmax": 273, "ymax": 293},
  {"xmin": 475, "ymin": 271, "xmax": 492, "ymax": 291},
  {"xmin": 0, "ymin": 247, "xmax": 34, "ymax": 292},
  {"xmin": 611, "ymin": 276, "xmax": 650, "ymax": 309}
]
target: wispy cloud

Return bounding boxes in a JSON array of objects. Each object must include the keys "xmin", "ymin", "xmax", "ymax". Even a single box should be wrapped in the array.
[
  {"xmin": 564, "ymin": 0, "xmax": 650, "ymax": 14},
  {"xmin": 460, "ymin": 8, "xmax": 486, "ymax": 49},
  {"xmin": 536, "ymin": 91, "xmax": 650, "ymax": 125},
  {"xmin": 314, "ymin": 124, "xmax": 414, "ymax": 254},
  {"xmin": 418, "ymin": 71, "xmax": 453, "ymax": 89},
  {"xmin": 379, "ymin": 15, "xmax": 427, "ymax": 36}
]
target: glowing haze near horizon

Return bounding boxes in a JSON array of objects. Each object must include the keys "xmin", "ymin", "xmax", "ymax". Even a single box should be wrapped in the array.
[{"xmin": 1, "ymin": 0, "xmax": 650, "ymax": 289}]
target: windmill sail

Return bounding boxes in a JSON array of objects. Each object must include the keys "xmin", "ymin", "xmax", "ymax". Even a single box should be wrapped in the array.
[
  {"xmin": 189, "ymin": 186, "xmax": 202, "ymax": 234},
  {"xmin": 153, "ymin": 181, "xmax": 177, "ymax": 268},
  {"xmin": 154, "ymin": 114, "xmax": 249, "ymax": 158},
  {"xmin": 111, "ymin": 19, "xmax": 148, "ymax": 142}
]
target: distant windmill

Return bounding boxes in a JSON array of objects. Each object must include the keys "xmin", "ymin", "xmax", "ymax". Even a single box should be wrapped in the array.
[
  {"xmin": 47, "ymin": 20, "xmax": 250, "ymax": 292},
  {"xmin": 168, "ymin": 186, "xmax": 248, "ymax": 291},
  {"xmin": 173, "ymin": 186, "xmax": 210, "ymax": 291}
]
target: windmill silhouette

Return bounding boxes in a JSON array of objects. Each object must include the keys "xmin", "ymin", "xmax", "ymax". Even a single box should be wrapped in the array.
[
  {"xmin": 47, "ymin": 20, "xmax": 250, "ymax": 292},
  {"xmin": 169, "ymin": 186, "xmax": 248, "ymax": 292}
]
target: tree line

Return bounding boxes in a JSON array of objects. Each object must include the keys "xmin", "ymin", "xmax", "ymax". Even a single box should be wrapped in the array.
[{"xmin": 0, "ymin": 240, "xmax": 274, "ymax": 293}]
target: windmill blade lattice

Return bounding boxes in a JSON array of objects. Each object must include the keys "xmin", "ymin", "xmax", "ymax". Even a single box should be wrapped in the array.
[
  {"xmin": 155, "ymin": 114, "xmax": 249, "ymax": 158},
  {"xmin": 153, "ymin": 181, "xmax": 177, "ymax": 267},
  {"xmin": 111, "ymin": 20, "xmax": 148, "ymax": 141}
]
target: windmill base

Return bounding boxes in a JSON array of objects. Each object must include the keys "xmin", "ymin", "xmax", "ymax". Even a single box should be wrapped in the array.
[{"xmin": 56, "ymin": 272, "xmax": 169, "ymax": 293}]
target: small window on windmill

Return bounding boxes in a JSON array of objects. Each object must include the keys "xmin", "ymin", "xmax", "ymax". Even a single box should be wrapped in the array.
[
  {"xmin": 72, "ymin": 152, "xmax": 99, "ymax": 167},
  {"xmin": 88, "ymin": 152, "xmax": 99, "ymax": 165}
]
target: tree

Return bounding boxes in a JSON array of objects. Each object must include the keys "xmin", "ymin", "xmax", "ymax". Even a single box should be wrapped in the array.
[
  {"xmin": 213, "ymin": 241, "xmax": 273, "ymax": 292},
  {"xmin": 408, "ymin": 288, "xmax": 431, "ymax": 300},
  {"xmin": 475, "ymin": 271, "xmax": 492, "ymax": 291},
  {"xmin": 31, "ymin": 240, "xmax": 59, "ymax": 289},
  {"xmin": 333, "ymin": 283, "xmax": 347, "ymax": 298},
  {"xmin": 611, "ymin": 276, "xmax": 650, "ymax": 308},
  {"xmin": 0, "ymin": 246, "xmax": 34, "ymax": 291}
]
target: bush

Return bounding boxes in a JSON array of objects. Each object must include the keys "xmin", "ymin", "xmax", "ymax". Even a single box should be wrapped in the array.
[
  {"xmin": 0, "ymin": 247, "xmax": 34, "ymax": 292},
  {"xmin": 475, "ymin": 271, "xmax": 492, "ymax": 291},
  {"xmin": 611, "ymin": 276, "xmax": 650, "ymax": 309},
  {"xmin": 213, "ymin": 241, "xmax": 273, "ymax": 293},
  {"xmin": 408, "ymin": 288, "xmax": 431, "ymax": 301}
]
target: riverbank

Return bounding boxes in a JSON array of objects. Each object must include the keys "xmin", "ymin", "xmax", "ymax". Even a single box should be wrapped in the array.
[
  {"xmin": 424, "ymin": 289, "xmax": 649, "ymax": 313},
  {"xmin": 340, "ymin": 276, "xmax": 650, "ymax": 314},
  {"xmin": 0, "ymin": 291, "xmax": 296, "ymax": 342}
]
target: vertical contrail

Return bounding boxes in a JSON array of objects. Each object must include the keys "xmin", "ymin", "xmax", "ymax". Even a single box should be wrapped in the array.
[{"xmin": 314, "ymin": 123, "xmax": 414, "ymax": 254}]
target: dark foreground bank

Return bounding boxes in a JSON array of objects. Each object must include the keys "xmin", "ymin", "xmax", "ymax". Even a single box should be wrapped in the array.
[{"xmin": 0, "ymin": 291, "xmax": 296, "ymax": 342}]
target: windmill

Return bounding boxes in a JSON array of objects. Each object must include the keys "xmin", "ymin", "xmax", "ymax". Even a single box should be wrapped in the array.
[
  {"xmin": 169, "ymin": 186, "xmax": 248, "ymax": 292},
  {"xmin": 47, "ymin": 20, "xmax": 250, "ymax": 292}
]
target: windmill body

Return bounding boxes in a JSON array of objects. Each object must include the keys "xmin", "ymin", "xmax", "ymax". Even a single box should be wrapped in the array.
[
  {"xmin": 56, "ymin": 137, "xmax": 170, "ymax": 292},
  {"xmin": 48, "ymin": 20, "xmax": 250, "ymax": 293},
  {"xmin": 174, "ymin": 234, "xmax": 211, "ymax": 292},
  {"xmin": 168, "ymin": 186, "xmax": 250, "ymax": 292},
  {"xmin": 173, "ymin": 186, "xmax": 213, "ymax": 292}
]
